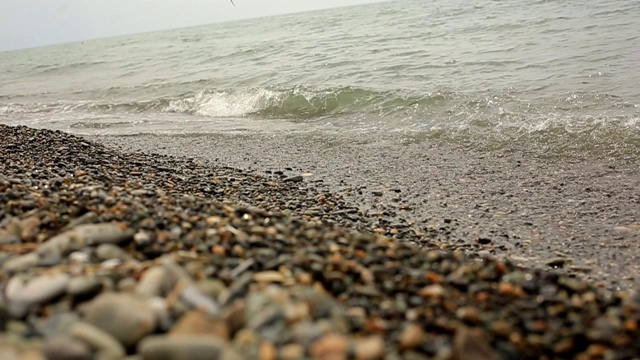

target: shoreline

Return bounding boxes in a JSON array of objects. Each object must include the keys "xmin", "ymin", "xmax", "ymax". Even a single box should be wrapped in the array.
[
  {"xmin": 2, "ymin": 124, "xmax": 640, "ymax": 359},
  {"xmin": 92, "ymin": 130, "xmax": 640, "ymax": 291}
]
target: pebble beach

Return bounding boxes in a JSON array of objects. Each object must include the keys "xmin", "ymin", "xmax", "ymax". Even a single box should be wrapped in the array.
[{"xmin": 2, "ymin": 124, "xmax": 640, "ymax": 359}]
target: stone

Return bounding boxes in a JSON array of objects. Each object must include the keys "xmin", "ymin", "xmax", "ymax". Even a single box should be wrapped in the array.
[
  {"xmin": 310, "ymin": 334, "xmax": 350, "ymax": 360},
  {"xmin": 138, "ymin": 336, "xmax": 227, "ymax": 360},
  {"xmin": 253, "ymin": 271, "xmax": 285, "ymax": 283},
  {"xmin": 136, "ymin": 266, "xmax": 169, "ymax": 298},
  {"xmin": 82, "ymin": 292, "xmax": 156, "ymax": 347},
  {"xmin": 5, "ymin": 274, "xmax": 70, "ymax": 318},
  {"xmin": 72, "ymin": 223, "xmax": 133, "ymax": 246},
  {"xmin": 258, "ymin": 340, "xmax": 277, "ymax": 360},
  {"xmin": 68, "ymin": 321, "xmax": 126, "ymax": 359},
  {"xmin": 42, "ymin": 336, "xmax": 91, "ymax": 360},
  {"xmin": 66, "ymin": 277, "xmax": 103, "ymax": 300},
  {"xmin": 283, "ymin": 175, "xmax": 304, "ymax": 183},
  {"xmin": 280, "ymin": 344, "xmax": 305, "ymax": 360},
  {"xmin": 180, "ymin": 286, "xmax": 219, "ymax": 316},
  {"xmin": 3, "ymin": 253, "xmax": 40, "ymax": 273},
  {"xmin": 95, "ymin": 244, "xmax": 128, "ymax": 261},
  {"xmin": 169, "ymin": 310, "xmax": 229, "ymax": 340},
  {"xmin": 354, "ymin": 335, "xmax": 385, "ymax": 360},
  {"xmin": 452, "ymin": 327, "xmax": 500, "ymax": 360},
  {"xmin": 399, "ymin": 323, "xmax": 424, "ymax": 350}
]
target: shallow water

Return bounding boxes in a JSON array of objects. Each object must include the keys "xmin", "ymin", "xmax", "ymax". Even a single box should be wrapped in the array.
[{"xmin": 1, "ymin": 0, "xmax": 639, "ymax": 156}]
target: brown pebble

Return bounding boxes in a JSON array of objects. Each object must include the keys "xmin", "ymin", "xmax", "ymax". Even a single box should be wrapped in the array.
[
  {"xmin": 259, "ymin": 340, "xmax": 277, "ymax": 360},
  {"xmin": 399, "ymin": 323, "xmax": 424, "ymax": 350},
  {"xmin": 253, "ymin": 271, "xmax": 284, "ymax": 283},
  {"xmin": 354, "ymin": 335, "xmax": 385, "ymax": 360},
  {"xmin": 170, "ymin": 310, "xmax": 229, "ymax": 340},
  {"xmin": 280, "ymin": 344, "xmax": 305, "ymax": 360},
  {"xmin": 453, "ymin": 327, "xmax": 500, "ymax": 360},
  {"xmin": 418, "ymin": 284, "xmax": 445, "ymax": 298},
  {"xmin": 310, "ymin": 334, "xmax": 350, "ymax": 360}
]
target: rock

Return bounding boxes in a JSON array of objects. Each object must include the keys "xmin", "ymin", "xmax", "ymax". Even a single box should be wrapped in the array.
[
  {"xmin": 399, "ymin": 323, "xmax": 424, "ymax": 350},
  {"xmin": 546, "ymin": 258, "xmax": 572, "ymax": 268},
  {"xmin": 68, "ymin": 321, "xmax": 126, "ymax": 359},
  {"xmin": 280, "ymin": 344, "xmax": 305, "ymax": 360},
  {"xmin": 5, "ymin": 274, "xmax": 70, "ymax": 318},
  {"xmin": 72, "ymin": 223, "xmax": 133, "ymax": 246},
  {"xmin": 138, "ymin": 336, "xmax": 228, "ymax": 360},
  {"xmin": 310, "ymin": 334, "xmax": 350, "ymax": 360},
  {"xmin": 147, "ymin": 297, "xmax": 171, "ymax": 331},
  {"xmin": 180, "ymin": 286, "xmax": 219, "ymax": 316},
  {"xmin": 3, "ymin": 253, "xmax": 40, "ymax": 273},
  {"xmin": 283, "ymin": 175, "xmax": 304, "ymax": 183},
  {"xmin": 136, "ymin": 266, "xmax": 169, "ymax": 298},
  {"xmin": 42, "ymin": 336, "xmax": 91, "ymax": 360},
  {"xmin": 169, "ymin": 310, "xmax": 229, "ymax": 340},
  {"xmin": 66, "ymin": 277, "xmax": 103, "ymax": 301},
  {"xmin": 354, "ymin": 335, "xmax": 384, "ymax": 360},
  {"xmin": 253, "ymin": 271, "xmax": 284, "ymax": 283},
  {"xmin": 371, "ymin": 191, "xmax": 383, "ymax": 197},
  {"xmin": 453, "ymin": 327, "xmax": 500, "ymax": 360},
  {"xmin": 95, "ymin": 244, "xmax": 128, "ymax": 261},
  {"xmin": 258, "ymin": 340, "xmax": 277, "ymax": 360},
  {"xmin": 82, "ymin": 292, "xmax": 156, "ymax": 347},
  {"xmin": 19, "ymin": 216, "xmax": 41, "ymax": 242}
]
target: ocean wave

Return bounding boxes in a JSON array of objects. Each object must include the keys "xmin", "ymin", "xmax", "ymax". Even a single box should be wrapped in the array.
[{"xmin": 0, "ymin": 86, "xmax": 448, "ymax": 119}]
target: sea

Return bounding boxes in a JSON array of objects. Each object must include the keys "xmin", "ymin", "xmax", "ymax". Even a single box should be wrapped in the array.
[{"xmin": 1, "ymin": 0, "xmax": 639, "ymax": 157}]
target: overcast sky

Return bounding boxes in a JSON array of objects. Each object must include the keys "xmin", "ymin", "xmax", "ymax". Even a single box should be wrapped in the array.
[{"xmin": 0, "ymin": 0, "xmax": 384, "ymax": 52}]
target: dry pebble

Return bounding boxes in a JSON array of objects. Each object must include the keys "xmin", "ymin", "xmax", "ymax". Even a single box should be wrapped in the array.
[{"xmin": 2, "ymin": 125, "xmax": 640, "ymax": 359}]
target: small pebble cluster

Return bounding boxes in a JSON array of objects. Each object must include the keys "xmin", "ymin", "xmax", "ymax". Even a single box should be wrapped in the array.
[{"xmin": 1, "ymin": 124, "xmax": 640, "ymax": 359}]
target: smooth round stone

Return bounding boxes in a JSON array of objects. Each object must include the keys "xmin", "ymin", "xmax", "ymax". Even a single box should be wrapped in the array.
[
  {"xmin": 68, "ymin": 321, "xmax": 126, "ymax": 359},
  {"xmin": 95, "ymin": 244, "xmax": 127, "ymax": 261},
  {"xmin": 82, "ymin": 292, "xmax": 156, "ymax": 348},
  {"xmin": 5, "ymin": 274, "xmax": 70, "ymax": 318},
  {"xmin": 354, "ymin": 335, "xmax": 384, "ymax": 360},
  {"xmin": 138, "ymin": 336, "xmax": 227, "ymax": 360},
  {"xmin": 72, "ymin": 223, "xmax": 133, "ymax": 246},
  {"xmin": 42, "ymin": 336, "xmax": 91, "ymax": 360},
  {"xmin": 3, "ymin": 252, "xmax": 40, "ymax": 273},
  {"xmin": 66, "ymin": 277, "xmax": 103, "ymax": 300},
  {"xmin": 136, "ymin": 266, "xmax": 168, "ymax": 298},
  {"xmin": 310, "ymin": 334, "xmax": 350, "ymax": 359}
]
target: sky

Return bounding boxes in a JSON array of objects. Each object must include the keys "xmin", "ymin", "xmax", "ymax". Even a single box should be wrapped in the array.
[{"xmin": 0, "ymin": 0, "xmax": 384, "ymax": 52}]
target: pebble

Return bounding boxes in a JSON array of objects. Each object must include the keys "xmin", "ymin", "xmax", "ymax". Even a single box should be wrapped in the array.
[
  {"xmin": 66, "ymin": 277, "xmax": 104, "ymax": 300},
  {"xmin": 399, "ymin": 323, "xmax": 424, "ymax": 350},
  {"xmin": 68, "ymin": 321, "xmax": 126, "ymax": 359},
  {"xmin": 169, "ymin": 310, "xmax": 228, "ymax": 340},
  {"xmin": 72, "ymin": 223, "xmax": 133, "ymax": 246},
  {"xmin": 3, "ymin": 125, "xmax": 640, "ymax": 360},
  {"xmin": 310, "ymin": 333, "xmax": 350, "ymax": 359},
  {"xmin": 42, "ymin": 336, "xmax": 91, "ymax": 360},
  {"xmin": 5, "ymin": 274, "xmax": 70, "ymax": 318},
  {"xmin": 82, "ymin": 293, "xmax": 156, "ymax": 347},
  {"xmin": 138, "ymin": 336, "xmax": 228, "ymax": 360}
]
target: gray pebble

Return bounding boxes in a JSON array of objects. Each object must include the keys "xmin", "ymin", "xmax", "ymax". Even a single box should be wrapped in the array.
[
  {"xmin": 3, "ymin": 252, "xmax": 40, "ymax": 273},
  {"xmin": 95, "ymin": 244, "xmax": 128, "ymax": 261},
  {"xmin": 42, "ymin": 335, "xmax": 91, "ymax": 360},
  {"xmin": 73, "ymin": 223, "xmax": 134, "ymax": 246},
  {"xmin": 180, "ymin": 286, "xmax": 219, "ymax": 316},
  {"xmin": 82, "ymin": 292, "xmax": 156, "ymax": 348},
  {"xmin": 138, "ymin": 336, "xmax": 227, "ymax": 360},
  {"xmin": 68, "ymin": 321, "xmax": 126, "ymax": 359},
  {"xmin": 5, "ymin": 274, "xmax": 70, "ymax": 318},
  {"xmin": 67, "ymin": 277, "xmax": 104, "ymax": 299},
  {"xmin": 136, "ymin": 266, "xmax": 169, "ymax": 298},
  {"xmin": 284, "ymin": 175, "xmax": 304, "ymax": 183}
]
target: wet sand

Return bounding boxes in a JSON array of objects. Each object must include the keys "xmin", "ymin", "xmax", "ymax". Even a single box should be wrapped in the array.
[{"xmin": 92, "ymin": 131, "xmax": 640, "ymax": 291}]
